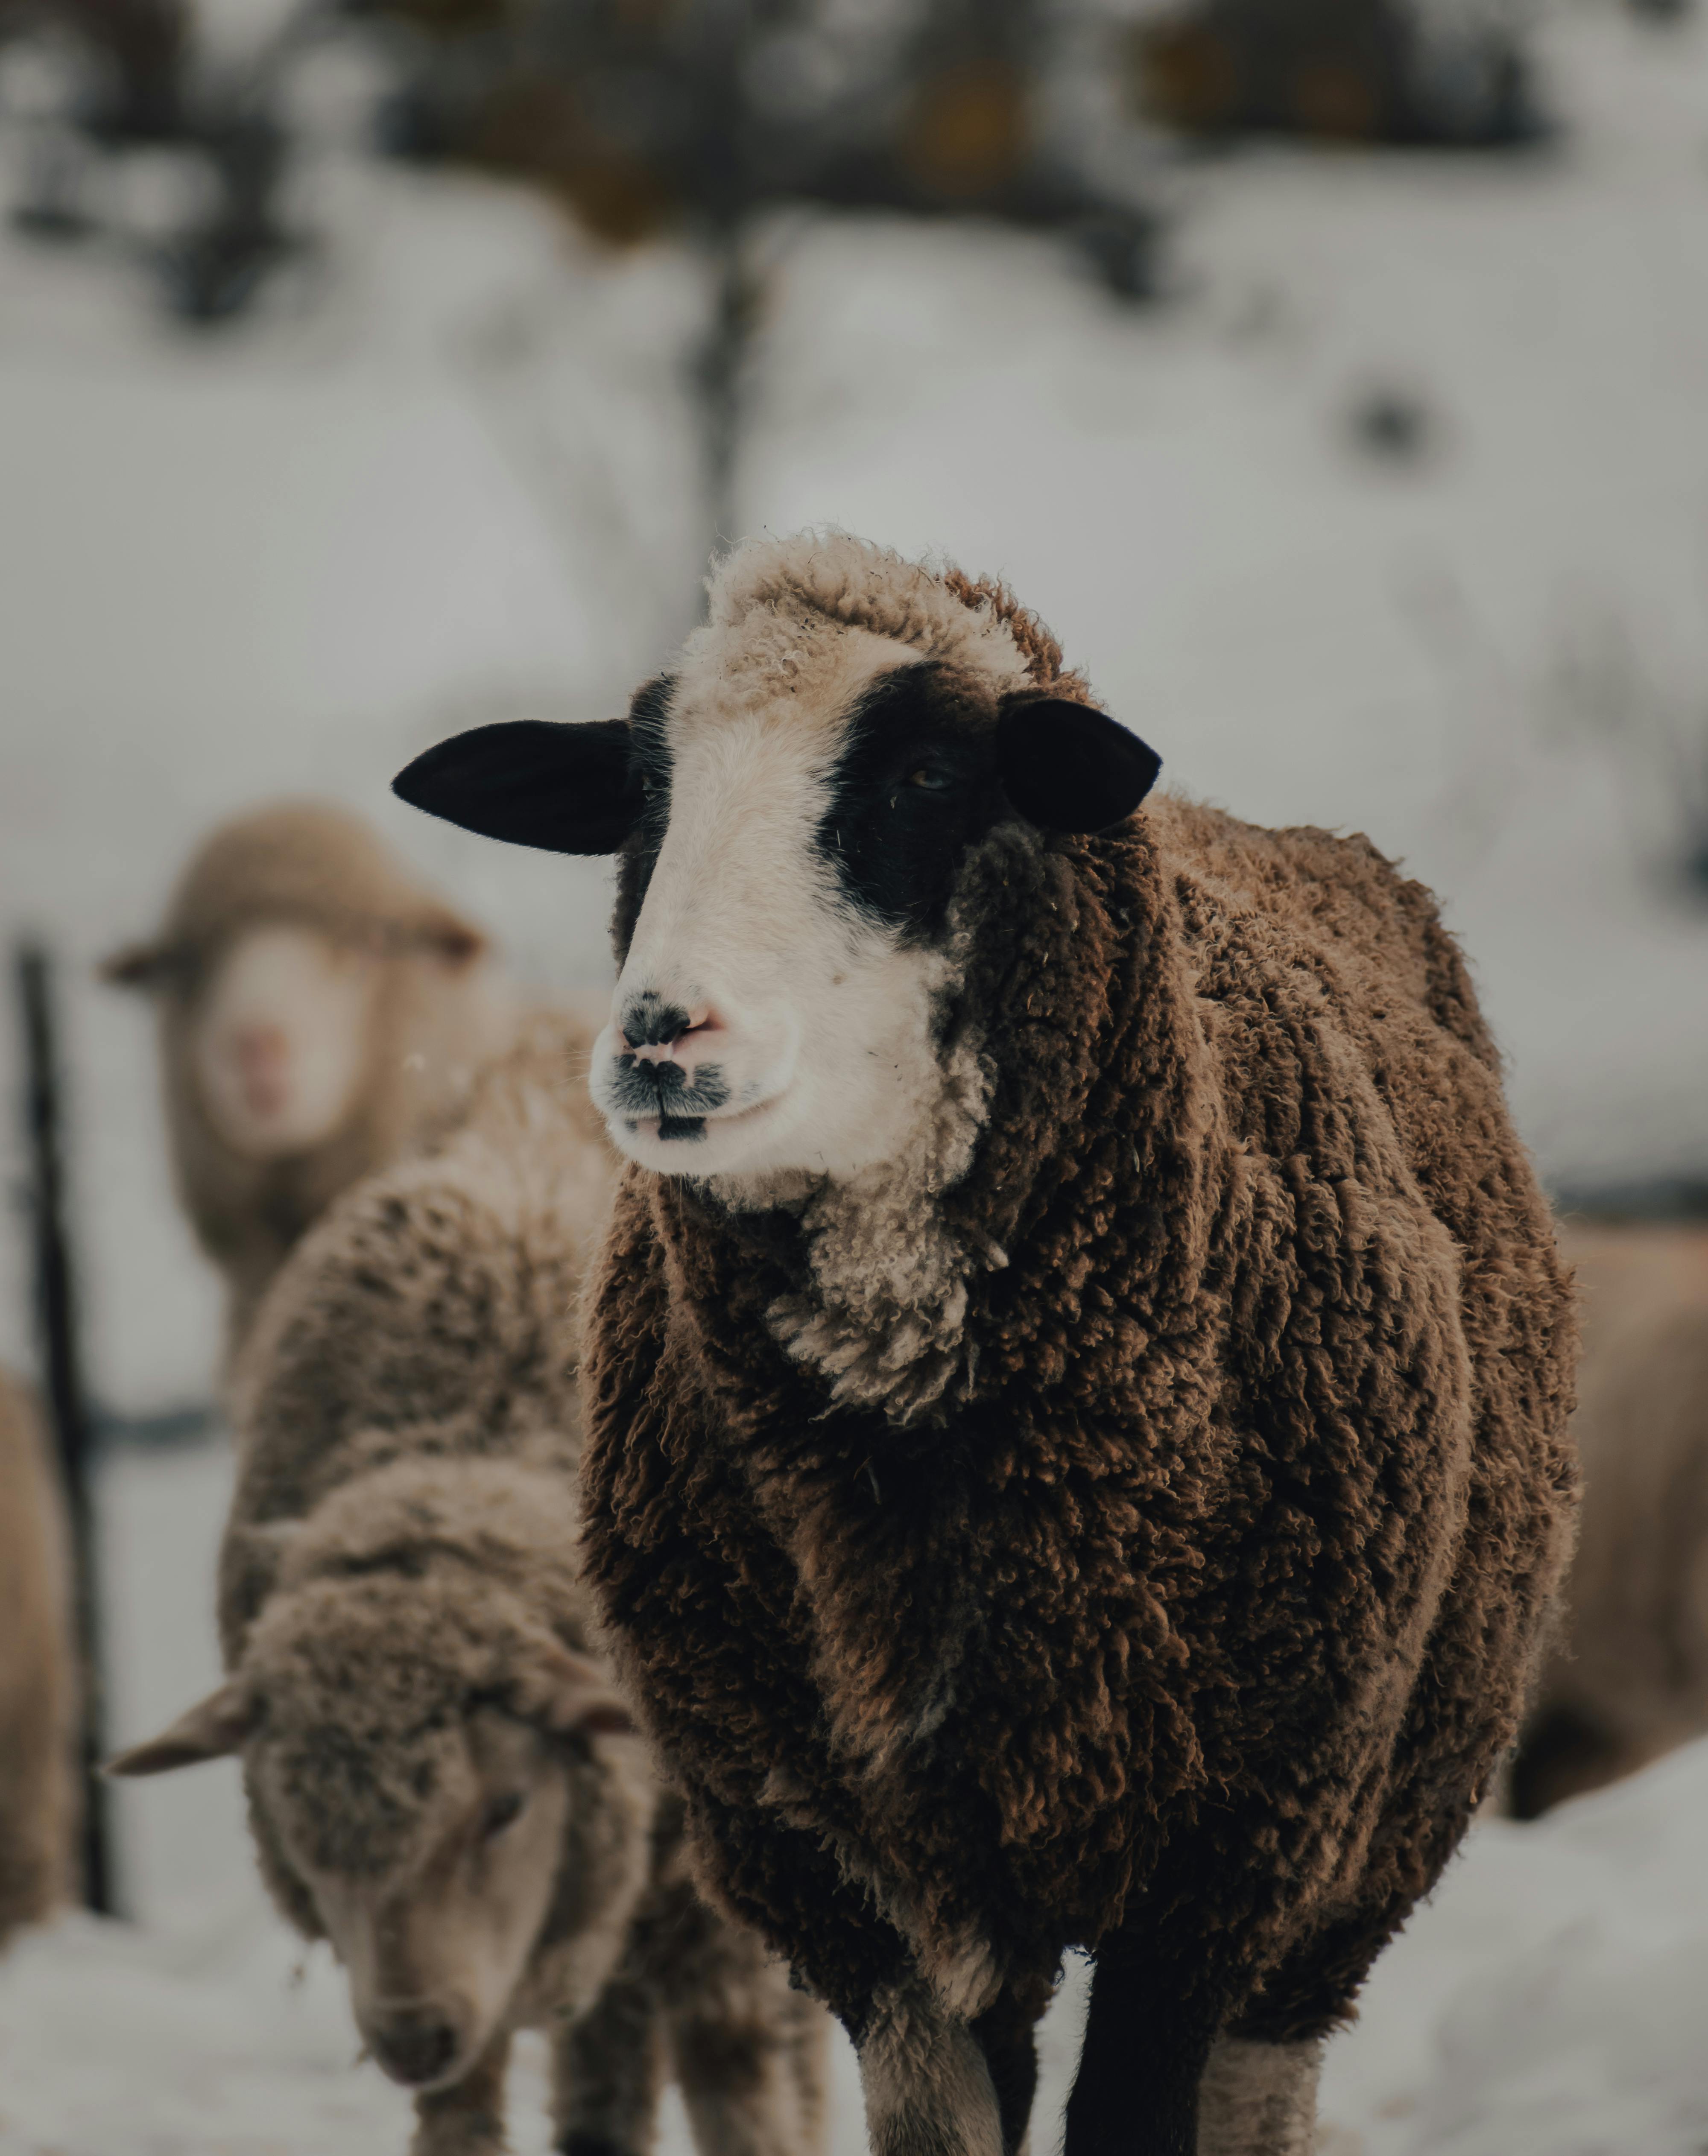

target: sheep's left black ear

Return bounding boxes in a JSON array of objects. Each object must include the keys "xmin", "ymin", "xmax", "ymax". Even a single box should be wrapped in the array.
[
  {"xmin": 996, "ymin": 697, "xmax": 1161, "ymax": 834},
  {"xmin": 99, "ymin": 941, "xmax": 170, "ymax": 990},
  {"xmin": 393, "ymin": 719, "xmax": 641, "ymax": 856}
]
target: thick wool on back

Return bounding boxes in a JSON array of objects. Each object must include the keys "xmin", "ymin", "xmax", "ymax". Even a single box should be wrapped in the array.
[
  {"xmin": 126, "ymin": 801, "xmax": 513, "ymax": 1356},
  {"xmin": 578, "ymin": 542, "xmax": 1579, "ymax": 2048},
  {"xmin": 0, "ymin": 1368, "xmax": 77, "ymax": 1941},
  {"xmin": 217, "ymin": 1011, "xmax": 615, "ymax": 1931}
]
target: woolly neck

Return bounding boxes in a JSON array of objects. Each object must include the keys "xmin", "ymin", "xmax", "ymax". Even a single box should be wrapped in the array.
[{"xmin": 641, "ymin": 806, "xmax": 1213, "ymax": 1438}]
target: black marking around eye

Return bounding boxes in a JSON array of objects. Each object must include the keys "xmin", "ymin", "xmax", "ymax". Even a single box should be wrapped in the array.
[{"xmin": 818, "ymin": 663, "xmax": 1009, "ymax": 939}]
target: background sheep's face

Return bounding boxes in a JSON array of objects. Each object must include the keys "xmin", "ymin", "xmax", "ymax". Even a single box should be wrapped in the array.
[
  {"xmin": 108, "ymin": 1629, "xmax": 638, "ymax": 2101},
  {"xmin": 183, "ymin": 924, "xmax": 379, "ymax": 1161},
  {"xmin": 265, "ymin": 1708, "xmax": 570, "ymax": 2093},
  {"xmin": 395, "ymin": 636, "xmax": 1158, "ymax": 1187}
]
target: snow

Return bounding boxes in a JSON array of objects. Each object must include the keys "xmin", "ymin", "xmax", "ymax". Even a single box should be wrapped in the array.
[
  {"xmin": 6, "ymin": 0, "xmax": 1708, "ymax": 2149},
  {"xmin": 1320, "ymin": 1742, "xmax": 1708, "ymax": 2155}
]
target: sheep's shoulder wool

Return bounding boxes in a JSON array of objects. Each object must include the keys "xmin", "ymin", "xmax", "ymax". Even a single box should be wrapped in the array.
[
  {"xmin": 579, "ymin": 559, "xmax": 1577, "ymax": 2048},
  {"xmin": 222, "ymin": 1007, "xmax": 611, "ymax": 1657}
]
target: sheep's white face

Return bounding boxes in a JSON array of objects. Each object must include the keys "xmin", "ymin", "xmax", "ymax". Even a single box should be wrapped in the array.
[
  {"xmin": 108, "ymin": 1648, "xmax": 640, "ymax": 2107},
  {"xmin": 191, "ymin": 926, "xmax": 376, "ymax": 1161},
  {"xmin": 590, "ymin": 683, "xmax": 963, "ymax": 1185},
  {"xmin": 291, "ymin": 1712, "xmax": 570, "ymax": 2094}
]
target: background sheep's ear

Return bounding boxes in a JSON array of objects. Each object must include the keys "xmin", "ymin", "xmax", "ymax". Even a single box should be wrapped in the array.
[
  {"xmin": 520, "ymin": 1642, "xmax": 637, "ymax": 1738},
  {"xmin": 393, "ymin": 719, "xmax": 643, "ymax": 857},
  {"xmin": 99, "ymin": 941, "xmax": 169, "ymax": 989},
  {"xmin": 105, "ymin": 1681, "xmax": 256, "ymax": 1774},
  {"xmin": 996, "ymin": 697, "xmax": 1161, "ymax": 834}
]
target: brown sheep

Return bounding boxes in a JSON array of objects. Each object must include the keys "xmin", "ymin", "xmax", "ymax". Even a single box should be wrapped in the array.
[
  {"xmin": 1510, "ymin": 1219, "xmax": 1708, "ymax": 1819},
  {"xmin": 110, "ymin": 1012, "xmax": 828, "ymax": 2156},
  {"xmin": 102, "ymin": 800, "xmax": 513, "ymax": 1360},
  {"xmin": 393, "ymin": 532, "xmax": 1579, "ymax": 2156},
  {"xmin": 0, "ymin": 1368, "xmax": 78, "ymax": 1946}
]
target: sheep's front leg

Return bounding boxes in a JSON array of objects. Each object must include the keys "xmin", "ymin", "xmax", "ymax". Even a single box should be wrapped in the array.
[
  {"xmin": 857, "ymin": 1979, "xmax": 1005, "ymax": 2156},
  {"xmin": 1195, "ymin": 2039, "xmax": 1321, "ymax": 2156},
  {"xmin": 411, "ymin": 2030, "xmax": 512, "ymax": 2156},
  {"xmin": 783, "ymin": 1987, "xmax": 832, "ymax": 2156},
  {"xmin": 552, "ymin": 1967, "xmax": 666, "ymax": 2156},
  {"xmin": 669, "ymin": 1960, "xmax": 830, "ymax": 2156}
]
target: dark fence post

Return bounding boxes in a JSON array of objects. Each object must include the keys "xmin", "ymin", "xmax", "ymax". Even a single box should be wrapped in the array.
[{"xmin": 16, "ymin": 940, "xmax": 115, "ymax": 1917}]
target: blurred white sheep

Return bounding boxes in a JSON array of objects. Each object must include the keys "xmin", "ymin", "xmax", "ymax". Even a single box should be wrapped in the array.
[{"xmin": 102, "ymin": 801, "xmax": 515, "ymax": 1363}]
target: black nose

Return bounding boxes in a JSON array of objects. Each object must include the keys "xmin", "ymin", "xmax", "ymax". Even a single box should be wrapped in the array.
[
  {"xmin": 620, "ymin": 995, "xmax": 691, "ymax": 1049},
  {"xmin": 369, "ymin": 2014, "xmax": 460, "ymax": 2087}
]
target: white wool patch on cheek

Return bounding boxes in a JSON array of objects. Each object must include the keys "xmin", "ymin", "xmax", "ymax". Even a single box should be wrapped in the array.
[
  {"xmin": 761, "ymin": 1023, "xmax": 994, "ymax": 1420},
  {"xmin": 192, "ymin": 926, "xmax": 374, "ymax": 1161}
]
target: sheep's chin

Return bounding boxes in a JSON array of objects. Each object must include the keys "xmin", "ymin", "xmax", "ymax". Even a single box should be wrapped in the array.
[
  {"xmin": 611, "ymin": 1092, "xmax": 793, "ymax": 1178},
  {"xmin": 595, "ymin": 987, "xmax": 951, "ymax": 1190}
]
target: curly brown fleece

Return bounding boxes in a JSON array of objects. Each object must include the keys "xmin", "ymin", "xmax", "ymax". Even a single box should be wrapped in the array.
[
  {"xmin": 578, "ymin": 557, "xmax": 1579, "ymax": 2089},
  {"xmin": 202, "ymin": 1010, "xmax": 829, "ymax": 2156},
  {"xmin": 0, "ymin": 1370, "xmax": 76, "ymax": 1943},
  {"xmin": 213, "ymin": 1008, "xmax": 613, "ymax": 1928}
]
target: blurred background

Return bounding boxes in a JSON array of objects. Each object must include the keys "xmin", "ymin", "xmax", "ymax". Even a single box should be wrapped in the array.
[{"xmin": 3, "ymin": 0, "xmax": 1708, "ymax": 2150}]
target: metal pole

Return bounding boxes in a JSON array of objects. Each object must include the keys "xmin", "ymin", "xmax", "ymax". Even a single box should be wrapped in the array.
[{"xmin": 16, "ymin": 941, "xmax": 115, "ymax": 1916}]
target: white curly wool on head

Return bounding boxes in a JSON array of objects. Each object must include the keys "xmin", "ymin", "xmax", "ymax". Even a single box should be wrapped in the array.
[
  {"xmin": 703, "ymin": 532, "xmax": 1032, "ymax": 668},
  {"xmin": 676, "ymin": 532, "xmax": 1036, "ymax": 740}
]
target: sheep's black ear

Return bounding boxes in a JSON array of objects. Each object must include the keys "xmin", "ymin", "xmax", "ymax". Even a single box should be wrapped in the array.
[
  {"xmin": 996, "ymin": 697, "xmax": 1161, "ymax": 834},
  {"xmin": 393, "ymin": 719, "xmax": 641, "ymax": 857},
  {"xmin": 100, "ymin": 941, "xmax": 170, "ymax": 989}
]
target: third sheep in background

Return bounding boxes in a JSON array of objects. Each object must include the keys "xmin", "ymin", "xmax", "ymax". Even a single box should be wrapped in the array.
[
  {"xmin": 110, "ymin": 1010, "xmax": 828, "ymax": 2156},
  {"xmin": 0, "ymin": 1367, "xmax": 77, "ymax": 1951},
  {"xmin": 102, "ymin": 800, "xmax": 513, "ymax": 1364},
  {"xmin": 1511, "ymin": 1219, "xmax": 1708, "ymax": 1819}
]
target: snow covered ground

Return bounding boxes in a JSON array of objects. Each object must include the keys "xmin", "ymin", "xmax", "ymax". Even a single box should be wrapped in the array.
[{"xmin": 5, "ymin": 0, "xmax": 1708, "ymax": 2150}]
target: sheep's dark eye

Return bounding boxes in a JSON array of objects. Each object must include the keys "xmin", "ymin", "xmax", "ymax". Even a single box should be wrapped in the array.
[
  {"xmin": 907, "ymin": 766, "xmax": 953, "ymax": 793},
  {"xmin": 481, "ymin": 1791, "xmax": 526, "ymax": 1839}
]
